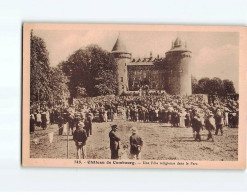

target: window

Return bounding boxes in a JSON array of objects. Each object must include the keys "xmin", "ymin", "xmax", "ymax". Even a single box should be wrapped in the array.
[{"xmin": 121, "ymin": 77, "xmax": 123, "ymax": 82}]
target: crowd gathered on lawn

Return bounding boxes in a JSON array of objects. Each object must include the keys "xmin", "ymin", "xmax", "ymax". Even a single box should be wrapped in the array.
[{"xmin": 30, "ymin": 93, "xmax": 239, "ymax": 159}]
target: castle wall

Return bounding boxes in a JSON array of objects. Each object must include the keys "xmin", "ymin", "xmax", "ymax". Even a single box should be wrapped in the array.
[
  {"xmin": 127, "ymin": 66, "xmax": 167, "ymax": 91},
  {"xmin": 113, "ymin": 53, "xmax": 131, "ymax": 95},
  {"xmin": 166, "ymin": 51, "xmax": 192, "ymax": 95}
]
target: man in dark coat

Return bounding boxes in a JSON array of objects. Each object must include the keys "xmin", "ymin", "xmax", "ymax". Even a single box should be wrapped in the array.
[
  {"xmin": 215, "ymin": 108, "xmax": 224, "ymax": 136},
  {"xmin": 129, "ymin": 127, "xmax": 143, "ymax": 160},
  {"xmin": 57, "ymin": 115, "xmax": 64, "ymax": 135},
  {"xmin": 73, "ymin": 121, "xmax": 88, "ymax": 159},
  {"xmin": 109, "ymin": 125, "xmax": 120, "ymax": 159},
  {"xmin": 30, "ymin": 114, "xmax": 35, "ymax": 133},
  {"xmin": 84, "ymin": 113, "xmax": 92, "ymax": 137},
  {"xmin": 191, "ymin": 115, "xmax": 203, "ymax": 141},
  {"xmin": 41, "ymin": 110, "xmax": 47, "ymax": 130},
  {"xmin": 204, "ymin": 112, "xmax": 215, "ymax": 141}
]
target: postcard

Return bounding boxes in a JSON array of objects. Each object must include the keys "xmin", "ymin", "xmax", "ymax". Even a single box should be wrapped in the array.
[{"xmin": 22, "ymin": 23, "xmax": 247, "ymax": 169}]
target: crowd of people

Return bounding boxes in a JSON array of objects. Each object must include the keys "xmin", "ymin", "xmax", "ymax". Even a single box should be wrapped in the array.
[{"xmin": 30, "ymin": 93, "xmax": 239, "ymax": 159}]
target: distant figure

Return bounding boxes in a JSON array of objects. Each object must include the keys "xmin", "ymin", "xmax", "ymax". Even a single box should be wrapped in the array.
[
  {"xmin": 224, "ymin": 110, "xmax": 229, "ymax": 126},
  {"xmin": 57, "ymin": 115, "xmax": 64, "ymax": 135},
  {"xmin": 205, "ymin": 112, "xmax": 215, "ymax": 141},
  {"xmin": 30, "ymin": 114, "xmax": 35, "ymax": 133},
  {"xmin": 129, "ymin": 127, "xmax": 143, "ymax": 160},
  {"xmin": 41, "ymin": 111, "xmax": 47, "ymax": 130},
  {"xmin": 73, "ymin": 121, "xmax": 88, "ymax": 159},
  {"xmin": 36, "ymin": 112, "xmax": 41, "ymax": 127},
  {"xmin": 109, "ymin": 125, "xmax": 120, "ymax": 159},
  {"xmin": 84, "ymin": 113, "xmax": 92, "ymax": 137},
  {"xmin": 50, "ymin": 110, "xmax": 55, "ymax": 125},
  {"xmin": 215, "ymin": 108, "xmax": 224, "ymax": 136},
  {"xmin": 185, "ymin": 111, "xmax": 191, "ymax": 128},
  {"xmin": 191, "ymin": 115, "xmax": 203, "ymax": 141}
]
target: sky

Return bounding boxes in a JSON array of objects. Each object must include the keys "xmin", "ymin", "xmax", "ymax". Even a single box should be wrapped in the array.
[{"xmin": 34, "ymin": 30, "xmax": 239, "ymax": 92}]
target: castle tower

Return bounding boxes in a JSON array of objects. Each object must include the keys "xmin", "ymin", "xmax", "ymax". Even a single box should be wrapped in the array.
[
  {"xmin": 111, "ymin": 33, "xmax": 131, "ymax": 95},
  {"xmin": 165, "ymin": 36, "xmax": 192, "ymax": 96}
]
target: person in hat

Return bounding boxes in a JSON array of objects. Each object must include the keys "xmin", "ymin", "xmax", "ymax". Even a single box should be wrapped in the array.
[
  {"xmin": 191, "ymin": 114, "xmax": 203, "ymax": 141},
  {"xmin": 215, "ymin": 108, "xmax": 224, "ymax": 135},
  {"xmin": 73, "ymin": 121, "xmax": 88, "ymax": 159},
  {"xmin": 204, "ymin": 112, "xmax": 215, "ymax": 141},
  {"xmin": 109, "ymin": 125, "xmax": 121, "ymax": 159},
  {"xmin": 129, "ymin": 127, "xmax": 143, "ymax": 160}
]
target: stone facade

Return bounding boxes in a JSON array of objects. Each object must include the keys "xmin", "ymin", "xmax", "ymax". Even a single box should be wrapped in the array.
[{"xmin": 111, "ymin": 35, "xmax": 192, "ymax": 96}]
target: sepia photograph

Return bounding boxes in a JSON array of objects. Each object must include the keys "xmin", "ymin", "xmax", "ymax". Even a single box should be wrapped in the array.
[{"xmin": 22, "ymin": 24, "xmax": 246, "ymax": 169}]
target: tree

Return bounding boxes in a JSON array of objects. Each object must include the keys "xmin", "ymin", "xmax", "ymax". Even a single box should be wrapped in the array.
[
  {"xmin": 61, "ymin": 44, "xmax": 117, "ymax": 97},
  {"xmin": 30, "ymin": 31, "xmax": 52, "ymax": 102},
  {"xmin": 192, "ymin": 77, "xmax": 236, "ymax": 96},
  {"xmin": 223, "ymin": 79, "xmax": 236, "ymax": 94},
  {"xmin": 50, "ymin": 66, "xmax": 70, "ymax": 104},
  {"xmin": 207, "ymin": 77, "xmax": 224, "ymax": 96},
  {"xmin": 191, "ymin": 75, "xmax": 198, "ymax": 94},
  {"xmin": 197, "ymin": 77, "xmax": 210, "ymax": 94}
]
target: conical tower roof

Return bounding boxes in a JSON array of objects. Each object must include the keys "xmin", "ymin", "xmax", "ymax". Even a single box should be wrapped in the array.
[
  {"xmin": 166, "ymin": 36, "xmax": 191, "ymax": 53},
  {"xmin": 112, "ymin": 33, "xmax": 128, "ymax": 53},
  {"xmin": 174, "ymin": 37, "xmax": 182, "ymax": 47}
]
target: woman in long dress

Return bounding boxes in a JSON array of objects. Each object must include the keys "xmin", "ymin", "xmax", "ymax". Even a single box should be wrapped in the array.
[
  {"xmin": 179, "ymin": 110, "xmax": 186, "ymax": 128},
  {"xmin": 36, "ymin": 112, "xmax": 41, "ymax": 127}
]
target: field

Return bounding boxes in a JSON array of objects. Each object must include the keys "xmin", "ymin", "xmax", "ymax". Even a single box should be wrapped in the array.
[{"xmin": 30, "ymin": 118, "xmax": 238, "ymax": 161}]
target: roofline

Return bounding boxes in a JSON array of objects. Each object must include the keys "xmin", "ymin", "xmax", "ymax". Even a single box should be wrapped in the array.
[{"xmin": 111, "ymin": 51, "xmax": 131, "ymax": 54}]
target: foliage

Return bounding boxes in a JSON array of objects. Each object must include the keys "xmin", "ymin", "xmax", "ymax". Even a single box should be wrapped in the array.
[
  {"xmin": 30, "ymin": 32, "xmax": 70, "ymax": 105},
  {"xmin": 60, "ymin": 44, "xmax": 117, "ymax": 97},
  {"xmin": 50, "ymin": 67, "xmax": 70, "ymax": 101},
  {"xmin": 192, "ymin": 76, "xmax": 236, "ymax": 96},
  {"xmin": 223, "ymin": 79, "xmax": 236, "ymax": 94},
  {"xmin": 30, "ymin": 31, "xmax": 52, "ymax": 102},
  {"xmin": 191, "ymin": 75, "xmax": 198, "ymax": 94}
]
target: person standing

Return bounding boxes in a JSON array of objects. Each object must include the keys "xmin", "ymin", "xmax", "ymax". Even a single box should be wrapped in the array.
[
  {"xmin": 185, "ymin": 111, "xmax": 191, "ymax": 128},
  {"xmin": 215, "ymin": 108, "xmax": 224, "ymax": 136},
  {"xmin": 84, "ymin": 113, "xmax": 92, "ymax": 137},
  {"xmin": 109, "ymin": 125, "xmax": 120, "ymax": 159},
  {"xmin": 205, "ymin": 112, "xmax": 215, "ymax": 141},
  {"xmin": 224, "ymin": 110, "xmax": 229, "ymax": 127},
  {"xmin": 36, "ymin": 111, "xmax": 41, "ymax": 127},
  {"xmin": 46, "ymin": 109, "xmax": 50, "ymax": 125},
  {"xmin": 73, "ymin": 121, "xmax": 88, "ymax": 159},
  {"xmin": 41, "ymin": 110, "xmax": 47, "ymax": 130},
  {"xmin": 191, "ymin": 115, "xmax": 203, "ymax": 141},
  {"xmin": 50, "ymin": 109, "xmax": 55, "ymax": 125},
  {"xmin": 30, "ymin": 114, "xmax": 35, "ymax": 133},
  {"xmin": 129, "ymin": 127, "xmax": 143, "ymax": 160},
  {"xmin": 57, "ymin": 114, "xmax": 64, "ymax": 135}
]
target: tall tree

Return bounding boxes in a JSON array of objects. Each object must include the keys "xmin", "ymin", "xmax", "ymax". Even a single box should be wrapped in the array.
[
  {"xmin": 207, "ymin": 77, "xmax": 224, "ymax": 96},
  {"xmin": 61, "ymin": 44, "xmax": 117, "ymax": 97},
  {"xmin": 50, "ymin": 66, "xmax": 70, "ymax": 104},
  {"xmin": 197, "ymin": 77, "xmax": 210, "ymax": 94},
  {"xmin": 191, "ymin": 75, "xmax": 198, "ymax": 94},
  {"xmin": 192, "ymin": 77, "xmax": 236, "ymax": 96},
  {"xmin": 223, "ymin": 79, "xmax": 236, "ymax": 94},
  {"xmin": 30, "ymin": 31, "xmax": 52, "ymax": 102}
]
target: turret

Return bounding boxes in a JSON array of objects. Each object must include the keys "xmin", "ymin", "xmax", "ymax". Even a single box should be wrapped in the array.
[
  {"xmin": 111, "ymin": 33, "xmax": 131, "ymax": 95},
  {"xmin": 165, "ymin": 36, "xmax": 192, "ymax": 96}
]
